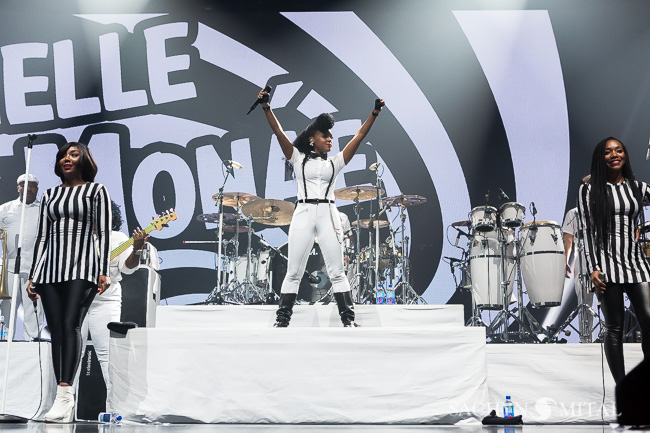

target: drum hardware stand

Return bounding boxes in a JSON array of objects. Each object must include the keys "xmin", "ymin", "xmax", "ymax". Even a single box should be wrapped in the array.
[
  {"xmin": 202, "ymin": 163, "xmax": 236, "ymax": 305},
  {"xmin": 351, "ymin": 190, "xmax": 365, "ymax": 303},
  {"xmin": 373, "ymin": 166, "xmax": 385, "ymax": 296},
  {"xmin": 486, "ymin": 229, "xmax": 541, "ymax": 342},
  {"xmin": 231, "ymin": 214, "xmax": 266, "ymax": 304},
  {"xmin": 393, "ymin": 204, "xmax": 426, "ymax": 304}
]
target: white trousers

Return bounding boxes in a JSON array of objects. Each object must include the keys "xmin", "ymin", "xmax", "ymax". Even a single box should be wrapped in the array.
[
  {"xmin": 0, "ymin": 272, "xmax": 44, "ymax": 340},
  {"xmin": 80, "ymin": 296, "xmax": 121, "ymax": 407},
  {"xmin": 280, "ymin": 203, "xmax": 350, "ymax": 294}
]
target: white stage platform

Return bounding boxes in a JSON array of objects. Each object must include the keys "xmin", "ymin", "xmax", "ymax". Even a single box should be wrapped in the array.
[
  {"xmin": 109, "ymin": 326, "xmax": 488, "ymax": 424},
  {"xmin": 155, "ymin": 304, "xmax": 465, "ymax": 328},
  {"xmin": 0, "ymin": 342, "xmax": 55, "ymax": 420}
]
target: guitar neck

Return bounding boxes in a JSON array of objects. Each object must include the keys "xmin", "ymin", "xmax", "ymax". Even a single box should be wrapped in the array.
[{"xmin": 110, "ymin": 225, "xmax": 156, "ymax": 261}]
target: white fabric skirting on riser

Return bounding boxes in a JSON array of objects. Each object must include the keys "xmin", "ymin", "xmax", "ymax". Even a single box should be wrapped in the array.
[
  {"xmin": 109, "ymin": 326, "xmax": 488, "ymax": 424},
  {"xmin": 486, "ymin": 343, "xmax": 643, "ymax": 424},
  {"xmin": 154, "ymin": 304, "xmax": 465, "ymax": 328},
  {"xmin": 0, "ymin": 342, "xmax": 56, "ymax": 420}
]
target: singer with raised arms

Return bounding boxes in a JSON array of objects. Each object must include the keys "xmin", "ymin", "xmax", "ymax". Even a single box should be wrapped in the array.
[
  {"xmin": 578, "ymin": 137, "xmax": 650, "ymax": 383},
  {"xmin": 257, "ymin": 87, "xmax": 385, "ymax": 327}
]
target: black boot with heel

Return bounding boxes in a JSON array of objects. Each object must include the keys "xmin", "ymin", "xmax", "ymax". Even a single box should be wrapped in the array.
[
  {"xmin": 274, "ymin": 293, "xmax": 297, "ymax": 327},
  {"xmin": 334, "ymin": 291, "xmax": 359, "ymax": 327}
]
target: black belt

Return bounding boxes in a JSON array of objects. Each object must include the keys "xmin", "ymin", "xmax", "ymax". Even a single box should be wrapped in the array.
[{"xmin": 296, "ymin": 199, "xmax": 334, "ymax": 205}]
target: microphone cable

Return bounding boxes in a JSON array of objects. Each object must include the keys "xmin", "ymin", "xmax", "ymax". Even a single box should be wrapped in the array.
[{"xmin": 29, "ymin": 300, "xmax": 45, "ymax": 421}]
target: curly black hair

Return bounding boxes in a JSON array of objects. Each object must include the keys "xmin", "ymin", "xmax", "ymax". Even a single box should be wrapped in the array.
[
  {"xmin": 293, "ymin": 113, "xmax": 335, "ymax": 154},
  {"xmin": 111, "ymin": 200, "xmax": 123, "ymax": 231}
]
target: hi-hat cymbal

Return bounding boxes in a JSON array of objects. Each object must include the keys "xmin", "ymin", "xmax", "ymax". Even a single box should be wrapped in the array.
[
  {"xmin": 334, "ymin": 185, "xmax": 385, "ymax": 201},
  {"xmin": 212, "ymin": 192, "xmax": 261, "ymax": 207},
  {"xmin": 218, "ymin": 224, "xmax": 249, "ymax": 233},
  {"xmin": 383, "ymin": 194, "xmax": 427, "ymax": 208},
  {"xmin": 451, "ymin": 219, "xmax": 472, "ymax": 228},
  {"xmin": 241, "ymin": 199, "xmax": 294, "ymax": 226},
  {"xmin": 352, "ymin": 218, "xmax": 389, "ymax": 229},
  {"xmin": 196, "ymin": 213, "xmax": 239, "ymax": 224}
]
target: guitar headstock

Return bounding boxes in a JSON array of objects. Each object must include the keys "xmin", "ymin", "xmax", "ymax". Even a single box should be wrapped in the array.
[{"xmin": 150, "ymin": 209, "xmax": 178, "ymax": 231}]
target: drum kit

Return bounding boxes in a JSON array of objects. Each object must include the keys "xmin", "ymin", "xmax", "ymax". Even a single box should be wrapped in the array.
[
  {"xmin": 451, "ymin": 197, "xmax": 570, "ymax": 342},
  {"xmin": 190, "ymin": 181, "xmax": 427, "ymax": 305}
]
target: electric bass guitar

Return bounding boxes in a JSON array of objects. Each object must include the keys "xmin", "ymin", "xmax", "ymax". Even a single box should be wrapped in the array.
[{"xmin": 110, "ymin": 210, "xmax": 177, "ymax": 261}]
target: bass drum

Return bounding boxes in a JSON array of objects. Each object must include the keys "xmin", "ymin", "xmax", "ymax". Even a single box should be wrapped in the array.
[{"xmin": 272, "ymin": 242, "xmax": 332, "ymax": 303}]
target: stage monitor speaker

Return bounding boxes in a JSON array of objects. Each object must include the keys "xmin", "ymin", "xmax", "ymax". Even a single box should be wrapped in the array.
[
  {"xmin": 75, "ymin": 342, "xmax": 106, "ymax": 421},
  {"xmin": 616, "ymin": 358, "xmax": 650, "ymax": 426},
  {"xmin": 120, "ymin": 265, "xmax": 160, "ymax": 327}
]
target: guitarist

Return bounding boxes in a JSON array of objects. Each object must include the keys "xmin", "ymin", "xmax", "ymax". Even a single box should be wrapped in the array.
[{"xmin": 78, "ymin": 201, "xmax": 148, "ymax": 404}]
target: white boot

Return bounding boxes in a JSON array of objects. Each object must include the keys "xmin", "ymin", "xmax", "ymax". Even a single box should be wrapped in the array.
[{"xmin": 43, "ymin": 385, "xmax": 75, "ymax": 423}]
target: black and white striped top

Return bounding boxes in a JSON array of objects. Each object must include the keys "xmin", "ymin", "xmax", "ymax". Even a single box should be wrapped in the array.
[
  {"xmin": 29, "ymin": 183, "xmax": 112, "ymax": 285},
  {"xmin": 578, "ymin": 180, "xmax": 650, "ymax": 284}
]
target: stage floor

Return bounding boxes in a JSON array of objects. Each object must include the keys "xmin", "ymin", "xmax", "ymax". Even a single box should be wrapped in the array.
[{"xmin": 0, "ymin": 423, "xmax": 645, "ymax": 432}]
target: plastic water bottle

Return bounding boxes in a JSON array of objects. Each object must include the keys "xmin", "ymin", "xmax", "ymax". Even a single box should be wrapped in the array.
[
  {"xmin": 386, "ymin": 284, "xmax": 395, "ymax": 304},
  {"xmin": 0, "ymin": 316, "xmax": 6, "ymax": 341},
  {"xmin": 376, "ymin": 284, "xmax": 385, "ymax": 304},
  {"xmin": 503, "ymin": 395, "xmax": 514, "ymax": 418},
  {"xmin": 98, "ymin": 412, "xmax": 122, "ymax": 424}
]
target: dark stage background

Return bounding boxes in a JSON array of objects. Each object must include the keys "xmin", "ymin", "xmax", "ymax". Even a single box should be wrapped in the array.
[{"xmin": 0, "ymin": 0, "xmax": 648, "ymax": 329}]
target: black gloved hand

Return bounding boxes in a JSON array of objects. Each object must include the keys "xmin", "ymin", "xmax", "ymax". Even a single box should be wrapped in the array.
[{"xmin": 374, "ymin": 98, "xmax": 385, "ymax": 111}]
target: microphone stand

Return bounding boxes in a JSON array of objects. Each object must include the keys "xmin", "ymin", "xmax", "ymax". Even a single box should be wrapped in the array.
[
  {"xmin": 374, "ymin": 168, "xmax": 384, "ymax": 296},
  {"xmin": 1, "ymin": 134, "xmax": 37, "ymax": 423}
]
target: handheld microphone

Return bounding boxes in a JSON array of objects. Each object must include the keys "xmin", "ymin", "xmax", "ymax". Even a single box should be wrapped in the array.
[
  {"xmin": 531, "ymin": 202, "xmax": 538, "ymax": 216},
  {"xmin": 499, "ymin": 188, "xmax": 510, "ymax": 201},
  {"xmin": 247, "ymin": 85, "xmax": 272, "ymax": 115},
  {"xmin": 225, "ymin": 160, "xmax": 243, "ymax": 170},
  {"xmin": 369, "ymin": 162, "xmax": 381, "ymax": 171}
]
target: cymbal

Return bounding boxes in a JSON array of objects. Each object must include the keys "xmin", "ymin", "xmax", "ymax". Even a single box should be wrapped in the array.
[
  {"xmin": 383, "ymin": 194, "xmax": 427, "ymax": 208},
  {"xmin": 212, "ymin": 192, "xmax": 261, "ymax": 207},
  {"xmin": 196, "ymin": 213, "xmax": 238, "ymax": 224},
  {"xmin": 352, "ymin": 218, "xmax": 389, "ymax": 229},
  {"xmin": 241, "ymin": 199, "xmax": 294, "ymax": 226},
  {"xmin": 451, "ymin": 219, "xmax": 472, "ymax": 228},
  {"xmin": 334, "ymin": 185, "xmax": 385, "ymax": 201}
]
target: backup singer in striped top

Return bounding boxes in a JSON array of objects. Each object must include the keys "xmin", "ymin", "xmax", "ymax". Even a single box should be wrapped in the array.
[
  {"xmin": 578, "ymin": 137, "xmax": 650, "ymax": 383},
  {"xmin": 26, "ymin": 142, "xmax": 111, "ymax": 422}
]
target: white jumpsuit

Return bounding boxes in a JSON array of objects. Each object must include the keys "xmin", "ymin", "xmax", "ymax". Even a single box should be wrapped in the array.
[{"xmin": 280, "ymin": 150, "xmax": 350, "ymax": 295}]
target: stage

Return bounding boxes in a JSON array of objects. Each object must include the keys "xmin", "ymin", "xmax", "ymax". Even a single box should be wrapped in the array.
[{"xmin": 104, "ymin": 305, "xmax": 641, "ymax": 425}]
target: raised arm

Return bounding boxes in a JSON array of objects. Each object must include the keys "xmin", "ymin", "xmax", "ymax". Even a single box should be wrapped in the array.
[
  {"xmin": 342, "ymin": 99, "xmax": 385, "ymax": 165},
  {"xmin": 258, "ymin": 89, "xmax": 293, "ymax": 160}
]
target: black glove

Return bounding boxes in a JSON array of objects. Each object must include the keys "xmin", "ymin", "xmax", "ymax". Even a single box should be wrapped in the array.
[
  {"xmin": 374, "ymin": 98, "xmax": 383, "ymax": 111},
  {"xmin": 261, "ymin": 92, "xmax": 270, "ymax": 104}
]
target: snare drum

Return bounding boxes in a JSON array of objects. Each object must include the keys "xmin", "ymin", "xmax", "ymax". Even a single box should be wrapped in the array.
[
  {"xmin": 499, "ymin": 202, "xmax": 526, "ymax": 228},
  {"xmin": 519, "ymin": 221, "xmax": 565, "ymax": 307},
  {"xmin": 468, "ymin": 229, "xmax": 515, "ymax": 309},
  {"xmin": 470, "ymin": 206, "xmax": 497, "ymax": 233}
]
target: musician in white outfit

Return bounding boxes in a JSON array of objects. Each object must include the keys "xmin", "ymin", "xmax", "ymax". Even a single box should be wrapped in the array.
[
  {"xmin": 79, "ymin": 201, "xmax": 146, "ymax": 404},
  {"xmin": 0, "ymin": 174, "xmax": 44, "ymax": 340},
  {"xmin": 258, "ymin": 87, "xmax": 384, "ymax": 326}
]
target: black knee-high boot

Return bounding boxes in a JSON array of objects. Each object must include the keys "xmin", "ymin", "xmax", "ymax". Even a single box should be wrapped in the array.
[
  {"xmin": 274, "ymin": 293, "xmax": 297, "ymax": 327},
  {"xmin": 334, "ymin": 291, "xmax": 358, "ymax": 327}
]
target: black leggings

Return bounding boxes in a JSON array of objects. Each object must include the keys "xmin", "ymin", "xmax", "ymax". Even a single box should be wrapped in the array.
[
  {"xmin": 598, "ymin": 282, "xmax": 650, "ymax": 384},
  {"xmin": 38, "ymin": 280, "xmax": 97, "ymax": 384}
]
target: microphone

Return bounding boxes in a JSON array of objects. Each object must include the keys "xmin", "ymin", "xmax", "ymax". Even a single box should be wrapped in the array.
[
  {"xmin": 485, "ymin": 190, "xmax": 490, "ymax": 204},
  {"xmin": 531, "ymin": 202, "xmax": 537, "ymax": 216},
  {"xmin": 499, "ymin": 188, "xmax": 510, "ymax": 201},
  {"xmin": 247, "ymin": 85, "xmax": 272, "ymax": 115},
  {"xmin": 454, "ymin": 230, "xmax": 462, "ymax": 247},
  {"xmin": 225, "ymin": 160, "xmax": 243, "ymax": 170},
  {"xmin": 369, "ymin": 162, "xmax": 381, "ymax": 171}
]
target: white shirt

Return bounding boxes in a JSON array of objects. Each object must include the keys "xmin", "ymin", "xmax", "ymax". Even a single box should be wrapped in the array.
[
  {"xmin": 95, "ymin": 231, "xmax": 138, "ymax": 303},
  {"xmin": 290, "ymin": 150, "xmax": 346, "ymax": 201},
  {"xmin": 0, "ymin": 198, "xmax": 41, "ymax": 274}
]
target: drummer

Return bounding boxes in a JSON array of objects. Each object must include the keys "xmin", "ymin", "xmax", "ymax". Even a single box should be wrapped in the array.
[{"xmin": 257, "ymin": 87, "xmax": 384, "ymax": 327}]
